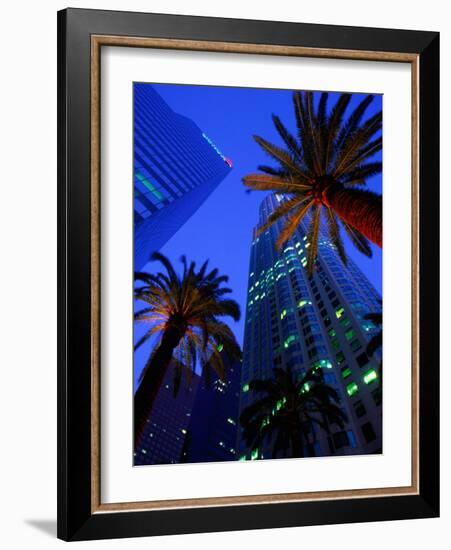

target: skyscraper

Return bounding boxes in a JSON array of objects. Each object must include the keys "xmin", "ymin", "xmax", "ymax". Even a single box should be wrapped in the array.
[
  {"xmin": 133, "ymin": 84, "xmax": 233, "ymax": 269},
  {"xmin": 134, "ymin": 363, "xmax": 200, "ymax": 466},
  {"xmin": 184, "ymin": 355, "xmax": 241, "ymax": 463},
  {"xmin": 238, "ymin": 194, "xmax": 382, "ymax": 460}
]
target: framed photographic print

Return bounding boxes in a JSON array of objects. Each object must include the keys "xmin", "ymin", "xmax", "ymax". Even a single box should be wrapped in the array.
[{"xmin": 57, "ymin": 8, "xmax": 439, "ymax": 541}]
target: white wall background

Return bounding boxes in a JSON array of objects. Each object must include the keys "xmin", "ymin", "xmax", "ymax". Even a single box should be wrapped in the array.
[{"xmin": 0, "ymin": 0, "xmax": 448, "ymax": 548}]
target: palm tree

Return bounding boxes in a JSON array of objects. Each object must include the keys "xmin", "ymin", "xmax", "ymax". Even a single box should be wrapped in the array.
[
  {"xmin": 243, "ymin": 91, "xmax": 382, "ymax": 274},
  {"xmin": 239, "ymin": 366, "xmax": 347, "ymax": 459},
  {"xmin": 134, "ymin": 252, "xmax": 241, "ymax": 448}
]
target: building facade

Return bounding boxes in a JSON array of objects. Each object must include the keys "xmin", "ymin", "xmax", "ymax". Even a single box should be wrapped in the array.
[
  {"xmin": 133, "ymin": 84, "xmax": 233, "ymax": 269},
  {"xmin": 134, "ymin": 363, "xmax": 200, "ymax": 466},
  {"xmin": 184, "ymin": 355, "xmax": 241, "ymax": 463},
  {"xmin": 237, "ymin": 194, "xmax": 382, "ymax": 460}
]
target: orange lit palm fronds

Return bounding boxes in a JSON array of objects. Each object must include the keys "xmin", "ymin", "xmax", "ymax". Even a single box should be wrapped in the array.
[{"xmin": 243, "ymin": 91, "xmax": 382, "ymax": 275}]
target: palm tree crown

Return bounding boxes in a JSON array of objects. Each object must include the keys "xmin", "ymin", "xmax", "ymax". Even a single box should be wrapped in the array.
[
  {"xmin": 134, "ymin": 252, "xmax": 241, "ymax": 446},
  {"xmin": 243, "ymin": 91, "xmax": 382, "ymax": 274},
  {"xmin": 240, "ymin": 366, "xmax": 347, "ymax": 459}
]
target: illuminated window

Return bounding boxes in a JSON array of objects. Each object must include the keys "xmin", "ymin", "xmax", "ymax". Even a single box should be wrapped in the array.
[
  {"xmin": 335, "ymin": 307, "xmax": 345, "ymax": 319},
  {"xmin": 242, "ymin": 383, "xmax": 249, "ymax": 392},
  {"xmin": 313, "ymin": 359, "xmax": 332, "ymax": 370},
  {"xmin": 341, "ymin": 366, "xmax": 352, "ymax": 379},
  {"xmin": 284, "ymin": 335, "xmax": 297, "ymax": 348},
  {"xmin": 217, "ymin": 343, "xmax": 224, "ymax": 352},
  {"xmin": 298, "ymin": 299, "xmax": 312, "ymax": 308},
  {"xmin": 227, "ymin": 417, "xmax": 236, "ymax": 425},
  {"xmin": 251, "ymin": 448, "xmax": 259, "ymax": 460},
  {"xmin": 363, "ymin": 369, "xmax": 378, "ymax": 384},
  {"xmin": 346, "ymin": 382, "xmax": 359, "ymax": 397},
  {"xmin": 328, "ymin": 328, "xmax": 336, "ymax": 338},
  {"xmin": 280, "ymin": 309, "xmax": 287, "ymax": 320},
  {"xmin": 135, "ymin": 171, "xmax": 164, "ymax": 201},
  {"xmin": 345, "ymin": 328, "xmax": 355, "ymax": 341},
  {"xmin": 238, "ymin": 455, "xmax": 247, "ymax": 461}
]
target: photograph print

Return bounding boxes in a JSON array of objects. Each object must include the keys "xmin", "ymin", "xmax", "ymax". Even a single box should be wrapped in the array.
[{"xmin": 133, "ymin": 82, "xmax": 383, "ymax": 466}]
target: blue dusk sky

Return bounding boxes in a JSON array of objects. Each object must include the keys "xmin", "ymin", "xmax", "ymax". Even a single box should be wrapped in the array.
[{"xmin": 135, "ymin": 84, "xmax": 382, "ymax": 385}]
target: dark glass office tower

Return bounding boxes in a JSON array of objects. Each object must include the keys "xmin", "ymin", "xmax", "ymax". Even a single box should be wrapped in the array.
[
  {"xmin": 134, "ymin": 84, "xmax": 233, "ymax": 269},
  {"xmin": 183, "ymin": 355, "xmax": 241, "ymax": 463},
  {"xmin": 238, "ymin": 194, "xmax": 382, "ymax": 460},
  {"xmin": 134, "ymin": 363, "xmax": 200, "ymax": 466}
]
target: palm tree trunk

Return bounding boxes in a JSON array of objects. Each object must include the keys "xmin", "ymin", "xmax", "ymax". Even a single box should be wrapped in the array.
[
  {"xmin": 134, "ymin": 327, "xmax": 182, "ymax": 449},
  {"xmin": 326, "ymin": 186, "xmax": 382, "ymax": 247}
]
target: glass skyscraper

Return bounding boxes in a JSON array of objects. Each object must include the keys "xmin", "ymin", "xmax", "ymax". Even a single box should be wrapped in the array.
[
  {"xmin": 237, "ymin": 194, "xmax": 382, "ymax": 460},
  {"xmin": 134, "ymin": 363, "xmax": 201, "ymax": 466},
  {"xmin": 184, "ymin": 355, "xmax": 241, "ymax": 463},
  {"xmin": 134, "ymin": 84, "xmax": 233, "ymax": 269}
]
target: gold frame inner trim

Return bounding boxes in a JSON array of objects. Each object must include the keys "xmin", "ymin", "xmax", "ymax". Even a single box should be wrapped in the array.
[{"xmin": 90, "ymin": 35, "xmax": 420, "ymax": 514}]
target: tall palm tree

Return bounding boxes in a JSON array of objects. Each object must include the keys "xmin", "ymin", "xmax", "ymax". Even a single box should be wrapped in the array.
[
  {"xmin": 243, "ymin": 91, "xmax": 382, "ymax": 274},
  {"xmin": 134, "ymin": 252, "xmax": 241, "ymax": 448},
  {"xmin": 239, "ymin": 366, "xmax": 347, "ymax": 459}
]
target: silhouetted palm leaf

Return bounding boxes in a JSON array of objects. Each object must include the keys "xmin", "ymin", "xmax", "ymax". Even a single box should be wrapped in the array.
[
  {"xmin": 243, "ymin": 91, "xmax": 382, "ymax": 274},
  {"xmin": 240, "ymin": 366, "xmax": 347, "ymax": 459}
]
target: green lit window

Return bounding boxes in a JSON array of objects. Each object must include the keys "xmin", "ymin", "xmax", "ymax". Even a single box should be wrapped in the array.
[
  {"xmin": 340, "ymin": 317, "xmax": 351, "ymax": 327},
  {"xmin": 135, "ymin": 171, "xmax": 165, "ymax": 201},
  {"xmin": 251, "ymin": 448, "xmax": 259, "ymax": 460},
  {"xmin": 312, "ymin": 359, "xmax": 332, "ymax": 370},
  {"xmin": 280, "ymin": 309, "xmax": 287, "ymax": 320},
  {"xmin": 217, "ymin": 343, "xmax": 224, "ymax": 352},
  {"xmin": 363, "ymin": 369, "xmax": 378, "ymax": 384},
  {"xmin": 238, "ymin": 455, "xmax": 247, "ymax": 461},
  {"xmin": 298, "ymin": 299, "xmax": 312, "ymax": 308},
  {"xmin": 346, "ymin": 382, "xmax": 359, "ymax": 397},
  {"xmin": 361, "ymin": 320, "xmax": 375, "ymax": 331},
  {"xmin": 284, "ymin": 335, "xmax": 297, "ymax": 348},
  {"xmin": 335, "ymin": 306, "xmax": 345, "ymax": 319},
  {"xmin": 328, "ymin": 328, "xmax": 336, "ymax": 338},
  {"xmin": 276, "ymin": 397, "xmax": 286, "ymax": 410},
  {"xmin": 260, "ymin": 416, "xmax": 270, "ymax": 430},
  {"xmin": 242, "ymin": 383, "xmax": 249, "ymax": 393},
  {"xmin": 341, "ymin": 367, "xmax": 352, "ymax": 379},
  {"xmin": 345, "ymin": 328, "xmax": 355, "ymax": 341}
]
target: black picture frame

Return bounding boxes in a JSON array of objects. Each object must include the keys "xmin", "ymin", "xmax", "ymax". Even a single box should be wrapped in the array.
[{"xmin": 57, "ymin": 7, "xmax": 439, "ymax": 541}]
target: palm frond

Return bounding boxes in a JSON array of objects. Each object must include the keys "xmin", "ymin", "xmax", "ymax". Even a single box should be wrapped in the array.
[
  {"xmin": 275, "ymin": 199, "xmax": 315, "ymax": 250},
  {"xmin": 306, "ymin": 206, "xmax": 322, "ymax": 275},
  {"xmin": 342, "ymin": 222, "xmax": 373, "ymax": 258},
  {"xmin": 243, "ymin": 173, "xmax": 310, "ymax": 194},
  {"xmin": 324, "ymin": 208, "xmax": 347, "ymax": 266}
]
